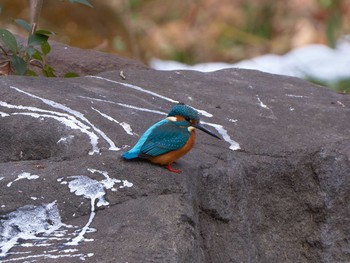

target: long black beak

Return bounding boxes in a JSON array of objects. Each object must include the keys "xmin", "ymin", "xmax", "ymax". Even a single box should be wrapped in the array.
[{"xmin": 193, "ymin": 123, "xmax": 221, "ymax": 140}]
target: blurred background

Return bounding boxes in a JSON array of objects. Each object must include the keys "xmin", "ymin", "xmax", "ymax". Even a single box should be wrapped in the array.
[
  {"xmin": 1, "ymin": 0, "xmax": 349, "ymax": 63},
  {"xmin": 0, "ymin": 0, "xmax": 349, "ymax": 91}
]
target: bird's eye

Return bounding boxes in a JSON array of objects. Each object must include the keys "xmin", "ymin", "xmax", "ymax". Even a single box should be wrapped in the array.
[{"xmin": 185, "ymin": 117, "xmax": 191, "ymax": 122}]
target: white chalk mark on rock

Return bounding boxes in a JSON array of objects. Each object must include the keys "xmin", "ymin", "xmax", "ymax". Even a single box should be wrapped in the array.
[
  {"xmin": 256, "ymin": 96, "xmax": 269, "ymax": 109},
  {"xmin": 64, "ymin": 169, "xmax": 133, "ymax": 246},
  {"xmin": 12, "ymin": 112, "xmax": 100, "ymax": 154},
  {"xmin": 201, "ymin": 122, "xmax": 240, "ymax": 150},
  {"xmin": 8, "ymin": 86, "xmax": 120, "ymax": 153},
  {"xmin": 0, "ymin": 252, "xmax": 94, "ymax": 262},
  {"xmin": 120, "ymin": 180, "xmax": 134, "ymax": 189},
  {"xmin": 337, "ymin": 101, "xmax": 345, "ymax": 107},
  {"xmin": 57, "ymin": 135, "xmax": 75, "ymax": 144},
  {"xmin": 286, "ymin": 94, "xmax": 307, "ymax": 98},
  {"xmin": 0, "ymin": 201, "xmax": 64, "ymax": 259},
  {"xmin": 256, "ymin": 95, "xmax": 277, "ymax": 119},
  {"xmin": 80, "ymin": 96, "xmax": 166, "ymax": 116},
  {"xmin": 0, "ymin": 168, "xmax": 131, "ymax": 260},
  {"xmin": 0, "ymin": 111, "xmax": 10, "ymax": 117},
  {"xmin": 229, "ymin": 119, "xmax": 238, "ymax": 123},
  {"xmin": 87, "ymin": 75, "xmax": 213, "ymax": 117},
  {"xmin": 7, "ymin": 172, "xmax": 39, "ymax": 187},
  {"xmin": 92, "ymin": 107, "xmax": 135, "ymax": 136}
]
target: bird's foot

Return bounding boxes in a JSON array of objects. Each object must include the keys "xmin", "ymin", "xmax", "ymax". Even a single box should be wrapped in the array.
[{"xmin": 166, "ymin": 163, "xmax": 181, "ymax": 173}]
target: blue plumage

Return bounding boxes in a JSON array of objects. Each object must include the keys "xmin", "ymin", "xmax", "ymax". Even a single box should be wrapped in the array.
[
  {"xmin": 139, "ymin": 120, "xmax": 191, "ymax": 157},
  {"xmin": 168, "ymin": 104, "xmax": 199, "ymax": 121},
  {"xmin": 122, "ymin": 118, "xmax": 169, "ymax": 159},
  {"xmin": 122, "ymin": 104, "xmax": 221, "ymax": 173}
]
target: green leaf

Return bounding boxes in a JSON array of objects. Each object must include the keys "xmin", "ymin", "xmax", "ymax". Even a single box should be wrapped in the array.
[
  {"xmin": 35, "ymin": 29, "xmax": 56, "ymax": 36},
  {"xmin": 26, "ymin": 47, "xmax": 39, "ymax": 57},
  {"xmin": 11, "ymin": 55, "xmax": 27, "ymax": 75},
  {"xmin": 0, "ymin": 29, "xmax": 18, "ymax": 54},
  {"xmin": 31, "ymin": 50, "xmax": 43, "ymax": 61},
  {"xmin": 68, "ymin": 0, "xmax": 93, "ymax": 8},
  {"xmin": 64, "ymin": 72, "xmax": 79, "ymax": 78},
  {"xmin": 28, "ymin": 33, "xmax": 49, "ymax": 46},
  {"xmin": 41, "ymin": 41, "xmax": 51, "ymax": 56},
  {"xmin": 15, "ymin": 19, "xmax": 31, "ymax": 33},
  {"xmin": 43, "ymin": 64, "xmax": 56, "ymax": 77},
  {"xmin": 26, "ymin": 69, "xmax": 38, "ymax": 76}
]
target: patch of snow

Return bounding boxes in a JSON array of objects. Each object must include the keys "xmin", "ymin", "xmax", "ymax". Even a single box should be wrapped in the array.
[{"xmin": 150, "ymin": 41, "xmax": 350, "ymax": 85}]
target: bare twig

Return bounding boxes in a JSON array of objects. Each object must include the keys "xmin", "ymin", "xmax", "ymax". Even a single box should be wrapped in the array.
[
  {"xmin": 0, "ymin": 46, "xmax": 9, "ymax": 56},
  {"xmin": 30, "ymin": 0, "xmax": 43, "ymax": 34}
]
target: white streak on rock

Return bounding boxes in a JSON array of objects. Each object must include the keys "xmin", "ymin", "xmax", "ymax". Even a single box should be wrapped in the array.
[
  {"xmin": 120, "ymin": 180, "xmax": 133, "ymax": 188},
  {"xmin": 12, "ymin": 112, "xmax": 99, "ymax": 155},
  {"xmin": 80, "ymin": 96, "xmax": 166, "ymax": 116},
  {"xmin": 65, "ymin": 176, "xmax": 101, "ymax": 246},
  {"xmin": 7, "ymin": 172, "xmax": 39, "ymax": 187},
  {"xmin": 256, "ymin": 96, "xmax": 269, "ymax": 109},
  {"xmin": 202, "ymin": 122, "xmax": 241, "ymax": 151},
  {"xmin": 92, "ymin": 107, "xmax": 135, "ymax": 135},
  {"xmin": 118, "ymin": 102, "xmax": 167, "ymax": 116},
  {"xmin": 0, "ymin": 201, "xmax": 63, "ymax": 258},
  {"xmin": 0, "ymin": 111, "xmax": 10, "ymax": 117},
  {"xmin": 87, "ymin": 75, "xmax": 213, "ymax": 117},
  {"xmin": 286, "ymin": 94, "xmax": 307, "ymax": 98},
  {"xmin": 9, "ymin": 86, "xmax": 119, "ymax": 152},
  {"xmin": 0, "ymin": 252, "xmax": 94, "ymax": 262},
  {"xmin": 88, "ymin": 76, "xmax": 179, "ymax": 103},
  {"xmin": 337, "ymin": 101, "xmax": 345, "ymax": 107},
  {"xmin": 0, "ymin": 101, "xmax": 92, "ymax": 131},
  {"xmin": 57, "ymin": 135, "xmax": 75, "ymax": 144},
  {"xmin": 65, "ymin": 169, "xmax": 133, "ymax": 246}
]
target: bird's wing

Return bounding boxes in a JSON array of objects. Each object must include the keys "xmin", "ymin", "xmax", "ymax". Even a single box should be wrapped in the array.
[
  {"xmin": 139, "ymin": 121, "xmax": 190, "ymax": 157},
  {"xmin": 122, "ymin": 119, "xmax": 169, "ymax": 159}
]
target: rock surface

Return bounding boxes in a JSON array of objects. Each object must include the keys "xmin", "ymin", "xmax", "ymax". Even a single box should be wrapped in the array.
[{"xmin": 0, "ymin": 47, "xmax": 349, "ymax": 263}]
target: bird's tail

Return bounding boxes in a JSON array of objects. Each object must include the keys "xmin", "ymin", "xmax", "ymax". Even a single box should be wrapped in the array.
[{"xmin": 122, "ymin": 151, "xmax": 139, "ymax": 159}]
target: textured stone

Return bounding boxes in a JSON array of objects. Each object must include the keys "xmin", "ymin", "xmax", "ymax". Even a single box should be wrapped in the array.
[{"xmin": 0, "ymin": 50, "xmax": 349, "ymax": 262}]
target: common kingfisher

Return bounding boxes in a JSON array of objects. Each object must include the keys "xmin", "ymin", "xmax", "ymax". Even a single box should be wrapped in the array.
[{"xmin": 122, "ymin": 104, "xmax": 221, "ymax": 173}]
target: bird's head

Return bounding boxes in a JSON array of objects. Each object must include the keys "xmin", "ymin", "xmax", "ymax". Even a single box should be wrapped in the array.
[{"xmin": 166, "ymin": 104, "xmax": 221, "ymax": 139}]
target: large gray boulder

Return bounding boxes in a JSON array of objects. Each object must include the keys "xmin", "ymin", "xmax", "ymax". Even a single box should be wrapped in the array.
[{"xmin": 0, "ymin": 47, "xmax": 349, "ymax": 262}]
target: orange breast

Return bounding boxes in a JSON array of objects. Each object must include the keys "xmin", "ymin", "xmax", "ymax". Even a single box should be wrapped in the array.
[{"xmin": 149, "ymin": 130, "xmax": 196, "ymax": 165}]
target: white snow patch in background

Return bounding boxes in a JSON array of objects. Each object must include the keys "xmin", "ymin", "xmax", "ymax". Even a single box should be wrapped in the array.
[{"xmin": 150, "ymin": 40, "xmax": 350, "ymax": 85}]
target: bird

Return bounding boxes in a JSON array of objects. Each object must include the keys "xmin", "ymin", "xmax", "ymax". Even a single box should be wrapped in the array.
[{"xmin": 122, "ymin": 103, "xmax": 221, "ymax": 173}]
